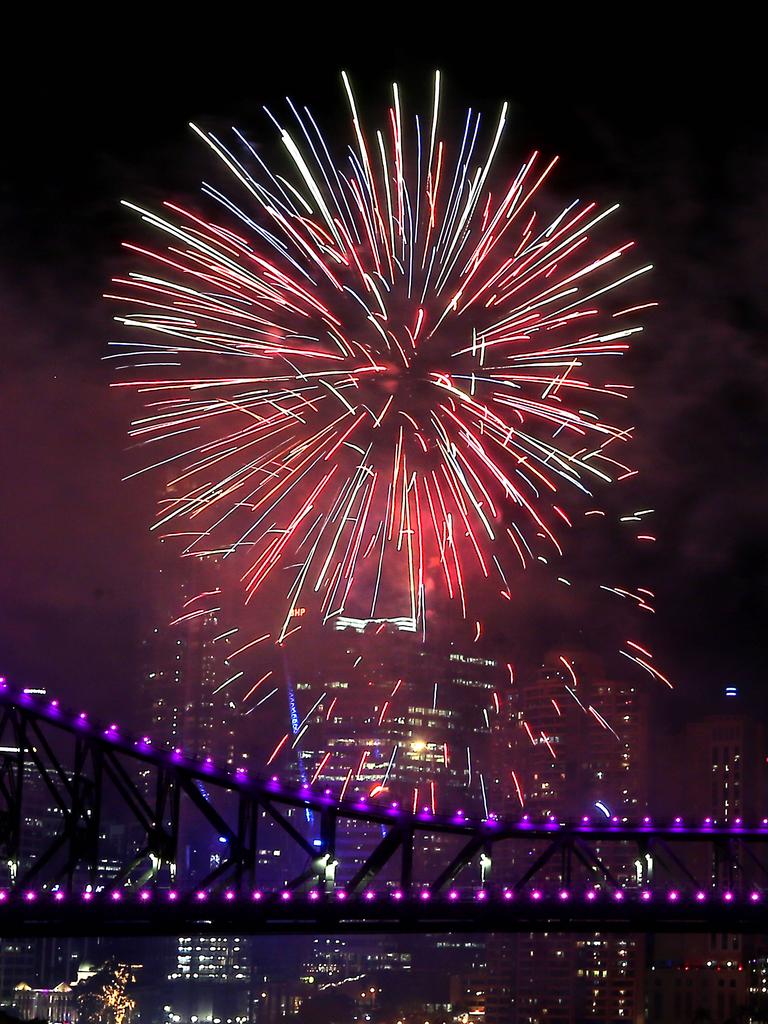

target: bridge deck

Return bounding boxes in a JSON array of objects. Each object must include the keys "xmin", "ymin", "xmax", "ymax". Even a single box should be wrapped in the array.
[{"xmin": 2, "ymin": 889, "xmax": 767, "ymax": 936}]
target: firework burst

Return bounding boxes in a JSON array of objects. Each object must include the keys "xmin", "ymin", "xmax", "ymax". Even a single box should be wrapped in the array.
[{"xmin": 111, "ymin": 73, "xmax": 652, "ymax": 642}]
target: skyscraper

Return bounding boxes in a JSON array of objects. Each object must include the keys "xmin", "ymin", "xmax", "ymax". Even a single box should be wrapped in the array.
[
  {"xmin": 485, "ymin": 650, "xmax": 650, "ymax": 1024},
  {"xmin": 276, "ymin": 614, "xmax": 502, "ymax": 817},
  {"xmin": 650, "ymin": 686, "xmax": 768, "ymax": 1020},
  {"xmin": 136, "ymin": 549, "xmax": 250, "ymax": 1022},
  {"xmin": 683, "ymin": 686, "xmax": 765, "ymax": 826},
  {"xmin": 139, "ymin": 549, "xmax": 239, "ymax": 764}
]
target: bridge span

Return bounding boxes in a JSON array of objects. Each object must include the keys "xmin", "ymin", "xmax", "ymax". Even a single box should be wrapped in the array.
[{"xmin": 2, "ymin": 682, "xmax": 768, "ymax": 936}]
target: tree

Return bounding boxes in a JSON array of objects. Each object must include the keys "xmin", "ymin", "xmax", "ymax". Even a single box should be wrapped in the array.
[{"xmin": 76, "ymin": 960, "xmax": 136, "ymax": 1024}]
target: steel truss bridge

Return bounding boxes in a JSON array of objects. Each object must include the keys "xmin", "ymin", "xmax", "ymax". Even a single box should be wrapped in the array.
[{"xmin": 2, "ymin": 683, "xmax": 768, "ymax": 936}]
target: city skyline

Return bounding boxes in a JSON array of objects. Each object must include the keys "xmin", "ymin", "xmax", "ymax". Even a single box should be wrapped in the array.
[
  {"xmin": 1, "ymin": 19, "xmax": 766, "ymax": 1024},
  {"xmin": 1, "ymin": 35, "xmax": 766, "ymax": 730}
]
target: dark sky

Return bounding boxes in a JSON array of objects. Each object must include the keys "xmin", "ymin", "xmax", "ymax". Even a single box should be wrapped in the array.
[{"xmin": 1, "ymin": 25, "xmax": 766, "ymax": 721}]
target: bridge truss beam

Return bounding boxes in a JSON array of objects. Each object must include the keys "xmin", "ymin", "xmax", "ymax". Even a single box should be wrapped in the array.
[{"xmin": 3, "ymin": 684, "xmax": 768, "ymax": 935}]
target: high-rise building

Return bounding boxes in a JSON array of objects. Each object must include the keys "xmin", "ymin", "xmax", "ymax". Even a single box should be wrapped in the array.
[
  {"xmin": 682, "ymin": 686, "xmax": 766, "ymax": 826},
  {"xmin": 574, "ymin": 935, "xmax": 646, "ymax": 1023},
  {"xmin": 746, "ymin": 955, "xmax": 768, "ymax": 1021},
  {"xmin": 279, "ymin": 615, "xmax": 502, "ymax": 817},
  {"xmin": 135, "ymin": 552, "xmax": 253, "ymax": 1021},
  {"xmin": 165, "ymin": 935, "xmax": 251, "ymax": 1021},
  {"xmin": 139, "ymin": 553, "xmax": 239, "ymax": 765},
  {"xmin": 508, "ymin": 651, "xmax": 650, "ymax": 822},
  {"xmin": 649, "ymin": 686, "xmax": 768, "ymax": 1019},
  {"xmin": 648, "ymin": 960, "xmax": 747, "ymax": 1023},
  {"xmin": 485, "ymin": 650, "xmax": 650, "ymax": 1024}
]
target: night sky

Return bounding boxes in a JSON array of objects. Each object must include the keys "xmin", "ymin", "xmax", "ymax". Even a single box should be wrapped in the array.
[{"xmin": 1, "ymin": 26, "xmax": 766, "ymax": 723}]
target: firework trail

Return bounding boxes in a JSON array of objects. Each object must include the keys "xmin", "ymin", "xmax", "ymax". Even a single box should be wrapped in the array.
[{"xmin": 111, "ymin": 72, "xmax": 651, "ymax": 641}]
